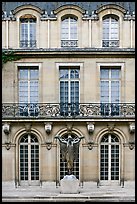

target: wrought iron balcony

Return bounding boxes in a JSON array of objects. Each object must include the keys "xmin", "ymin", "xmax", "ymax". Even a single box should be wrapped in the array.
[
  {"xmin": 2, "ymin": 103, "xmax": 135, "ymax": 119},
  {"xmin": 102, "ymin": 40, "xmax": 119, "ymax": 47},
  {"xmin": 20, "ymin": 40, "xmax": 37, "ymax": 48},
  {"xmin": 61, "ymin": 40, "xmax": 78, "ymax": 47}
]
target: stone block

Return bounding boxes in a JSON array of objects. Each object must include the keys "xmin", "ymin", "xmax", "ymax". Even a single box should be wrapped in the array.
[{"xmin": 60, "ymin": 175, "xmax": 79, "ymax": 194}]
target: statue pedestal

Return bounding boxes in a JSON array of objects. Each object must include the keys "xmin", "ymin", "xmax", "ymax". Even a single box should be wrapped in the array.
[{"xmin": 60, "ymin": 175, "xmax": 79, "ymax": 194}]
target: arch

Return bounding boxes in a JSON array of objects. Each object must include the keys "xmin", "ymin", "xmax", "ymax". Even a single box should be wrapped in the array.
[
  {"xmin": 12, "ymin": 4, "xmax": 43, "ymax": 15},
  {"xmin": 61, "ymin": 14, "xmax": 78, "ymax": 21},
  {"xmin": 95, "ymin": 127, "xmax": 126, "ymax": 144},
  {"xmin": 53, "ymin": 4, "xmax": 85, "ymax": 15},
  {"xmin": 12, "ymin": 127, "xmax": 44, "ymax": 145},
  {"xmin": 55, "ymin": 127, "xmax": 84, "ymax": 140},
  {"xmin": 102, "ymin": 14, "xmax": 119, "ymax": 21},
  {"xmin": 96, "ymin": 4, "xmax": 126, "ymax": 15},
  {"xmin": 20, "ymin": 14, "xmax": 37, "ymax": 19}
]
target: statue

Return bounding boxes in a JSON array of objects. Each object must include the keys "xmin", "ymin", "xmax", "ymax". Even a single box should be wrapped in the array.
[{"xmin": 55, "ymin": 135, "xmax": 84, "ymax": 175}]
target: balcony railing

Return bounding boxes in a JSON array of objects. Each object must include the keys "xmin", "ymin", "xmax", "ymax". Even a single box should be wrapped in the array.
[
  {"xmin": 61, "ymin": 40, "xmax": 78, "ymax": 47},
  {"xmin": 20, "ymin": 40, "xmax": 37, "ymax": 48},
  {"xmin": 102, "ymin": 40, "xmax": 119, "ymax": 47},
  {"xmin": 2, "ymin": 103, "xmax": 135, "ymax": 119}
]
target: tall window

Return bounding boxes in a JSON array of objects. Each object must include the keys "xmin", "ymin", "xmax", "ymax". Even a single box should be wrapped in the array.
[
  {"xmin": 59, "ymin": 67, "xmax": 80, "ymax": 116},
  {"xmin": 20, "ymin": 15, "xmax": 36, "ymax": 48},
  {"xmin": 102, "ymin": 15, "xmax": 119, "ymax": 47},
  {"xmin": 100, "ymin": 67, "xmax": 120, "ymax": 116},
  {"xmin": 18, "ymin": 67, "xmax": 39, "ymax": 116},
  {"xmin": 19, "ymin": 134, "xmax": 39, "ymax": 185},
  {"xmin": 100, "ymin": 134, "xmax": 120, "ymax": 182},
  {"xmin": 61, "ymin": 16, "xmax": 78, "ymax": 47}
]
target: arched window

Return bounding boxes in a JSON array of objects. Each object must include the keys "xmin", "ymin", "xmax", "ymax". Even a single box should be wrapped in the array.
[
  {"xmin": 61, "ymin": 16, "xmax": 78, "ymax": 47},
  {"xmin": 19, "ymin": 134, "xmax": 39, "ymax": 185},
  {"xmin": 20, "ymin": 14, "xmax": 36, "ymax": 48},
  {"xmin": 102, "ymin": 15, "xmax": 119, "ymax": 47},
  {"xmin": 100, "ymin": 134, "xmax": 120, "ymax": 183}
]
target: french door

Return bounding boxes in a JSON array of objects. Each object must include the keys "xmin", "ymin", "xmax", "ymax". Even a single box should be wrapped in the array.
[
  {"xmin": 100, "ymin": 67, "xmax": 121, "ymax": 116},
  {"xmin": 100, "ymin": 134, "xmax": 120, "ymax": 185},
  {"xmin": 18, "ymin": 67, "xmax": 39, "ymax": 117},
  {"xmin": 59, "ymin": 67, "xmax": 80, "ymax": 116},
  {"xmin": 19, "ymin": 134, "xmax": 39, "ymax": 186}
]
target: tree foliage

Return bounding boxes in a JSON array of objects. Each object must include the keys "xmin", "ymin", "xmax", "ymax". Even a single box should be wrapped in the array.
[{"xmin": 2, "ymin": 51, "xmax": 22, "ymax": 65}]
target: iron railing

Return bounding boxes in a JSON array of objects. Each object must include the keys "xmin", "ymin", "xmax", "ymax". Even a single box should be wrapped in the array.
[
  {"xmin": 20, "ymin": 40, "xmax": 37, "ymax": 48},
  {"xmin": 2, "ymin": 103, "xmax": 135, "ymax": 119},
  {"xmin": 102, "ymin": 40, "xmax": 119, "ymax": 47},
  {"xmin": 61, "ymin": 40, "xmax": 78, "ymax": 47}
]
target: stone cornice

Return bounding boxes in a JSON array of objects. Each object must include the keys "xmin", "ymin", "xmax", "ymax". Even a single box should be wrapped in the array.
[
  {"xmin": 2, "ymin": 48, "xmax": 135, "ymax": 58},
  {"xmin": 96, "ymin": 4, "xmax": 127, "ymax": 14},
  {"xmin": 53, "ymin": 4, "xmax": 85, "ymax": 15},
  {"xmin": 12, "ymin": 4, "xmax": 43, "ymax": 15}
]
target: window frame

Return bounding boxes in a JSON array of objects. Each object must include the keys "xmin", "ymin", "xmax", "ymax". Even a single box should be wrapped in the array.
[
  {"xmin": 102, "ymin": 14, "xmax": 119, "ymax": 47},
  {"xmin": 61, "ymin": 15, "xmax": 78, "ymax": 47},
  {"xmin": 20, "ymin": 17, "xmax": 37, "ymax": 48}
]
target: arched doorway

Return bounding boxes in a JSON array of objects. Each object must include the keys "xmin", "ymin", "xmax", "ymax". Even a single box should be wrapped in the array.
[
  {"xmin": 60, "ymin": 134, "xmax": 80, "ymax": 180},
  {"xmin": 19, "ymin": 133, "xmax": 40, "ymax": 186},
  {"xmin": 100, "ymin": 134, "xmax": 120, "ymax": 185}
]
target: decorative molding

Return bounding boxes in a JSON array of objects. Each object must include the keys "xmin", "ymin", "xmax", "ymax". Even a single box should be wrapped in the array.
[
  {"xmin": 66, "ymin": 122, "xmax": 73, "ymax": 134},
  {"xmin": 107, "ymin": 123, "xmax": 115, "ymax": 133},
  {"xmin": 5, "ymin": 142, "xmax": 11, "ymax": 150},
  {"xmin": 96, "ymin": 4, "xmax": 126, "ymax": 14},
  {"xmin": 53, "ymin": 4, "xmax": 85, "ymax": 15},
  {"xmin": 24, "ymin": 123, "xmax": 32, "ymax": 133},
  {"xmin": 129, "ymin": 123, "xmax": 135, "ymax": 134},
  {"xmin": 129, "ymin": 141, "xmax": 135, "ymax": 150},
  {"xmin": 87, "ymin": 122, "xmax": 95, "ymax": 134},
  {"xmin": 44, "ymin": 122, "xmax": 53, "ymax": 135},
  {"xmin": 45, "ymin": 142, "xmax": 52, "ymax": 150},
  {"xmin": 3, "ymin": 123, "xmax": 10, "ymax": 135},
  {"xmin": 12, "ymin": 4, "xmax": 43, "ymax": 15},
  {"xmin": 88, "ymin": 141, "xmax": 94, "ymax": 150}
]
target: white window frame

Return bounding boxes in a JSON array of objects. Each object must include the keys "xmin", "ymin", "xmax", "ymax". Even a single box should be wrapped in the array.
[
  {"xmin": 20, "ymin": 18, "xmax": 36, "ymax": 48},
  {"xmin": 19, "ymin": 134, "xmax": 40, "ymax": 186},
  {"xmin": 61, "ymin": 16, "xmax": 78, "ymax": 40},
  {"xmin": 102, "ymin": 15, "xmax": 119, "ymax": 47},
  {"xmin": 99, "ymin": 134, "xmax": 120, "ymax": 185}
]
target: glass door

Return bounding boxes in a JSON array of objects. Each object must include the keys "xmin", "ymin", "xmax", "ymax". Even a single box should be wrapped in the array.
[
  {"xmin": 59, "ymin": 68, "xmax": 80, "ymax": 116},
  {"xmin": 100, "ymin": 134, "xmax": 120, "ymax": 185},
  {"xmin": 19, "ymin": 134, "xmax": 39, "ymax": 186}
]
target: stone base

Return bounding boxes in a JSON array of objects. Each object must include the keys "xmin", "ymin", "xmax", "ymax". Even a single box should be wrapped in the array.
[{"xmin": 60, "ymin": 175, "xmax": 79, "ymax": 194}]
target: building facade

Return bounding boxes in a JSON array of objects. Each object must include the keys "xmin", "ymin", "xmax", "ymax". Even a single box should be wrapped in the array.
[{"xmin": 2, "ymin": 2, "xmax": 135, "ymax": 187}]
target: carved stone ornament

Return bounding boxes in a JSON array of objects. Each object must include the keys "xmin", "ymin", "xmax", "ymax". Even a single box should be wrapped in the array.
[
  {"xmin": 46, "ymin": 142, "xmax": 52, "ymax": 150},
  {"xmin": 107, "ymin": 123, "xmax": 115, "ymax": 133},
  {"xmin": 129, "ymin": 123, "xmax": 135, "ymax": 133},
  {"xmin": 88, "ymin": 141, "xmax": 94, "ymax": 150},
  {"xmin": 24, "ymin": 123, "xmax": 32, "ymax": 133},
  {"xmin": 129, "ymin": 141, "xmax": 135, "ymax": 150},
  {"xmin": 3, "ymin": 123, "xmax": 10, "ymax": 135},
  {"xmin": 87, "ymin": 122, "xmax": 95, "ymax": 134},
  {"xmin": 5, "ymin": 142, "xmax": 11, "ymax": 150},
  {"xmin": 44, "ymin": 122, "xmax": 52, "ymax": 135}
]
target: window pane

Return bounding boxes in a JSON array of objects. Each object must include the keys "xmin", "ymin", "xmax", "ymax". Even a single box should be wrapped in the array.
[
  {"xmin": 60, "ymin": 69, "xmax": 69, "ymax": 79},
  {"xmin": 100, "ymin": 69, "xmax": 109, "ymax": 79},
  {"xmin": 100, "ymin": 81, "xmax": 109, "ymax": 103},
  {"xmin": 70, "ymin": 69, "xmax": 79, "ymax": 78},
  {"xmin": 19, "ymin": 69, "xmax": 28, "ymax": 79},
  {"xmin": 111, "ymin": 69, "xmax": 120, "ymax": 79}
]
